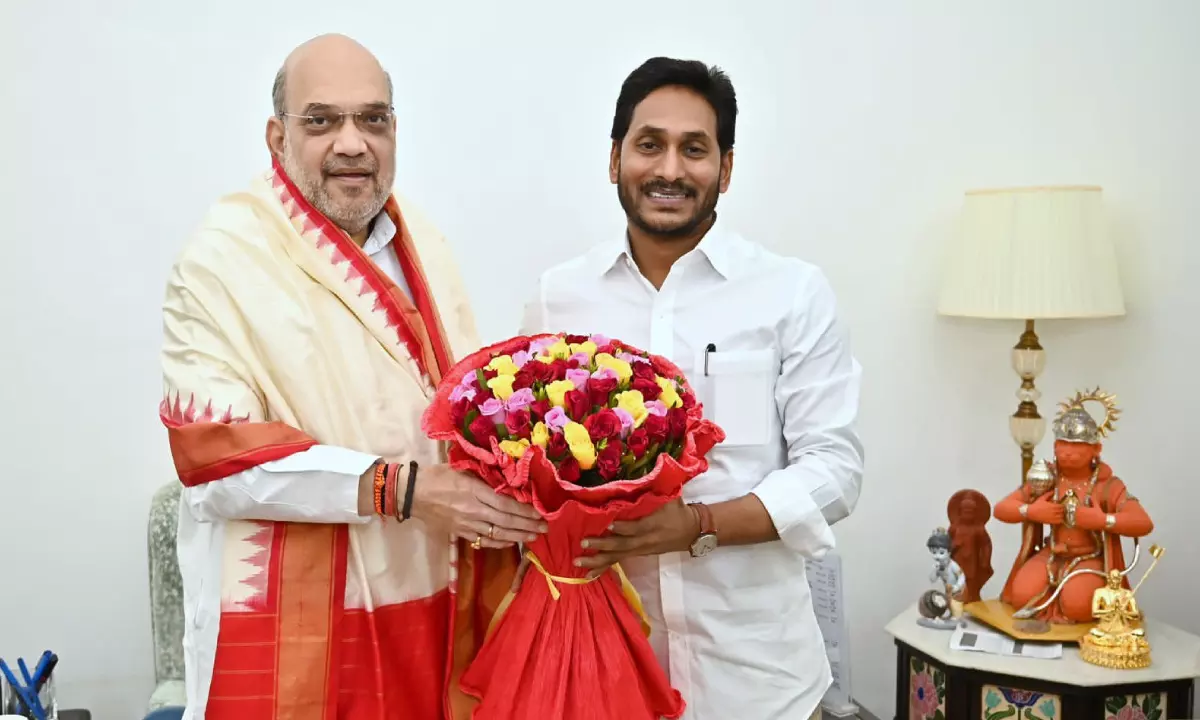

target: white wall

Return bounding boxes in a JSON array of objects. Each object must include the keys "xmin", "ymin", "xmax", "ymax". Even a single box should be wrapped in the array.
[{"xmin": 2, "ymin": 1, "xmax": 1198, "ymax": 717}]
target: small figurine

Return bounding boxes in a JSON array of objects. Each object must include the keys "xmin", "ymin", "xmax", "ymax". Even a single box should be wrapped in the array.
[
  {"xmin": 992, "ymin": 389, "xmax": 1153, "ymax": 626},
  {"xmin": 948, "ymin": 490, "xmax": 993, "ymax": 604},
  {"xmin": 1079, "ymin": 544, "xmax": 1165, "ymax": 669},
  {"xmin": 917, "ymin": 528, "xmax": 967, "ymax": 629}
]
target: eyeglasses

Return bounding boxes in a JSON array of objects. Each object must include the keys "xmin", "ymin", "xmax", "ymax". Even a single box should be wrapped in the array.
[{"xmin": 279, "ymin": 105, "xmax": 395, "ymax": 136}]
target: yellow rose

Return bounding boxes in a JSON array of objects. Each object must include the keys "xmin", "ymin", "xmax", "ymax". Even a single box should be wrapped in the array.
[
  {"xmin": 486, "ymin": 355, "xmax": 520, "ymax": 376},
  {"xmin": 563, "ymin": 422, "xmax": 597, "ymax": 470},
  {"xmin": 656, "ymin": 376, "xmax": 682, "ymax": 409},
  {"xmin": 569, "ymin": 341, "xmax": 598, "ymax": 361},
  {"xmin": 546, "ymin": 338, "xmax": 571, "ymax": 360},
  {"xmin": 595, "ymin": 353, "xmax": 633, "ymax": 383},
  {"xmin": 486, "ymin": 374, "xmax": 515, "ymax": 401},
  {"xmin": 531, "ymin": 422, "xmax": 549, "ymax": 449},
  {"xmin": 615, "ymin": 390, "xmax": 649, "ymax": 428},
  {"xmin": 546, "ymin": 379, "xmax": 577, "ymax": 408},
  {"xmin": 536, "ymin": 354, "xmax": 555, "ymax": 364},
  {"xmin": 499, "ymin": 438, "xmax": 531, "ymax": 459}
]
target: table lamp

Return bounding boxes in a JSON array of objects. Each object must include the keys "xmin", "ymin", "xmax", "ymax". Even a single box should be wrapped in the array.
[{"xmin": 937, "ymin": 185, "xmax": 1125, "ymax": 485}]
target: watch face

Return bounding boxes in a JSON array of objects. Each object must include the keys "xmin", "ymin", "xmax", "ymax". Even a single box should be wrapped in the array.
[{"xmin": 691, "ymin": 533, "xmax": 718, "ymax": 557}]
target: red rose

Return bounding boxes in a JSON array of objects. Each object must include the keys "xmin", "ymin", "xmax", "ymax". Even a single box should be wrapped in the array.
[
  {"xmin": 631, "ymin": 361, "xmax": 656, "ymax": 382},
  {"xmin": 627, "ymin": 428, "xmax": 650, "ymax": 458},
  {"xmin": 475, "ymin": 386, "xmax": 495, "ymax": 404},
  {"xmin": 450, "ymin": 398, "xmax": 471, "ymax": 427},
  {"xmin": 565, "ymin": 389, "xmax": 591, "ymax": 421},
  {"xmin": 643, "ymin": 413, "xmax": 669, "ymax": 443},
  {"xmin": 505, "ymin": 409, "xmax": 532, "ymax": 440},
  {"xmin": 558, "ymin": 456, "xmax": 582, "ymax": 484},
  {"xmin": 527, "ymin": 361, "xmax": 555, "ymax": 384},
  {"xmin": 512, "ymin": 369, "xmax": 535, "ymax": 391},
  {"xmin": 667, "ymin": 407, "xmax": 687, "ymax": 439},
  {"xmin": 681, "ymin": 390, "xmax": 696, "ymax": 410},
  {"xmin": 596, "ymin": 441, "xmax": 623, "ymax": 481},
  {"xmin": 584, "ymin": 409, "xmax": 622, "ymax": 442},
  {"xmin": 631, "ymin": 377, "xmax": 661, "ymax": 401},
  {"xmin": 549, "ymin": 359, "xmax": 571, "ymax": 381},
  {"xmin": 468, "ymin": 414, "xmax": 498, "ymax": 446},
  {"xmin": 546, "ymin": 431, "xmax": 568, "ymax": 460},
  {"xmin": 564, "ymin": 334, "xmax": 589, "ymax": 344},
  {"xmin": 587, "ymin": 374, "xmax": 619, "ymax": 406},
  {"xmin": 595, "ymin": 343, "xmax": 616, "ymax": 356},
  {"xmin": 483, "ymin": 368, "xmax": 498, "ymax": 381},
  {"xmin": 529, "ymin": 399, "xmax": 552, "ymax": 422}
]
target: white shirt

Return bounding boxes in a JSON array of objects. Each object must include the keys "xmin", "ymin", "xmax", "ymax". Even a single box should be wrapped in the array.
[
  {"xmin": 520, "ymin": 216, "xmax": 864, "ymax": 720},
  {"xmin": 177, "ymin": 212, "xmax": 411, "ymax": 719}
]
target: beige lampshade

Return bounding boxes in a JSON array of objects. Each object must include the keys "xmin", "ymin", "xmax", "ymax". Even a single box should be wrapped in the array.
[{"xmin": 937, "ymin": 185, "xmax": 1126, "ymax": 319}]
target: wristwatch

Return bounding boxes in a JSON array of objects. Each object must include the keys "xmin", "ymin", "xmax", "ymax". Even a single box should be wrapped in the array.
[{"xmin": 688, "ymin": 503, "xmax": 718, "ymax": 558}]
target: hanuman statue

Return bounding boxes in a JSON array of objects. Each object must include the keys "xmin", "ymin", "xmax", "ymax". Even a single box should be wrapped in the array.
[{"xmin": 993, "ymin": 389, "xmax": 1153, "ymax": 624}]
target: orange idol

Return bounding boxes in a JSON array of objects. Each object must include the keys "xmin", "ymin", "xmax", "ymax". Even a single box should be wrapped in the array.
[{"xmin": 993, "ymin": 389, "xmax": 1153, "ymax": 625}]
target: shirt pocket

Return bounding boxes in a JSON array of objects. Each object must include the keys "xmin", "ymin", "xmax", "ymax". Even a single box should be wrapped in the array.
[{"xmin": 697, "ymin": 347, "xmax": 779, "ymax": 447}]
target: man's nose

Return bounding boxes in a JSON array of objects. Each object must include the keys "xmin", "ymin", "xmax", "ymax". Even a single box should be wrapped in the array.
[
  {"xmin": 332, "ymin": 118, "xmax": 368, "ymax": 156},
  {"xmin": 656, "ymin": 148, "xmax": 685, "ymax": 182}
]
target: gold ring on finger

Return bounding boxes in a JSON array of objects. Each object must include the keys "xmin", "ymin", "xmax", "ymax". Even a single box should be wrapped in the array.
[
  {"xmin": 488, "ymin": 523, "xmax": 495, "ymax": 539},
  {"xmin": 471, "ymin": 535, "xmax": 483, "ymax": 550}
]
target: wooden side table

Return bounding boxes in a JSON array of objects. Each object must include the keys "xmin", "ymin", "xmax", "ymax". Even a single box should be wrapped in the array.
[{"xmin": 885, "ymin": 605, "xmax": 1199, "ymax": 720}]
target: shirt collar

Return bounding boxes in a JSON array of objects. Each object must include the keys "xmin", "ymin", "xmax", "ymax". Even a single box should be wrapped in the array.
[
  {"xmin": 596, "ymin": 213, "xmax": 733, "ymax": 280},
  {"xmin": 361, "ymin": 210, "xmax": 398, "ymax": 255}
]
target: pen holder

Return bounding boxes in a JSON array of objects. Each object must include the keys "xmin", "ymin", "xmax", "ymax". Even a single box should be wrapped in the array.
[{"xmin": 0, "ymin": 669, "xmax": 56, "ymax": 720}]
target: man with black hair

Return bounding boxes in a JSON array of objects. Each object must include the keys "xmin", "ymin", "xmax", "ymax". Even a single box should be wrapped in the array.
[{"xmin": 520, "ymin": 57, "xmax": 864, "ymax": 719}]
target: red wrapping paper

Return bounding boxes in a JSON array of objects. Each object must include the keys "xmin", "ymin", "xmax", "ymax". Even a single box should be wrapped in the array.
[{"xmin": 422, "ymin": 335, "xmax": 723, "ymax": 720}]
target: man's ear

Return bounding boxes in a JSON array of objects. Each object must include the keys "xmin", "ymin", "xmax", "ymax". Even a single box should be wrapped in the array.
[
  {"xmin": 266, "ymin": 116, "xmax": 286, "ymax": 162},
  {"xmin": 718, "ymin": 149, "xmax": 734, "ymax": 193},
  {"xmin": 609, "ymin": 140, "xmax": 621, "ymax": 185}
]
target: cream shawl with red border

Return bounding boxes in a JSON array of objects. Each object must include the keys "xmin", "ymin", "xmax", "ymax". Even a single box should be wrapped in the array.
[{"xmin": 160, "ymin": 160, "xmax": 515, "ymax": 720}]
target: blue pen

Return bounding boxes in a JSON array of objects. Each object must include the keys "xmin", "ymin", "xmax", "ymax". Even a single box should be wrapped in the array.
[
  {"xmin": 30, "ymin": 651, "xmax": 50, "ymax": 687},
  {"xmin": 13, "ymin": 658, "xmax": 47, "ymax": 720},
  {"xmin": 33, "ymin": 652, "xmax": 57, "ymax": 693},
  {"xmin": 0, "ymin": 659, "xmax": 37, "ymax": 716}
]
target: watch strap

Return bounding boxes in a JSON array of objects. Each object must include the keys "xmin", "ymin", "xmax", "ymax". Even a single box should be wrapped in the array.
[{"xmin": 690, "ymin": 502, "xmax": 716, "ymax": 537}]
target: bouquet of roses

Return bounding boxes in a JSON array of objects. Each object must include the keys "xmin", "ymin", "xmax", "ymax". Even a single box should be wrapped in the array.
[{"xmin": 422, "ymin": 333, "xmax": 723, "ymax": 720}]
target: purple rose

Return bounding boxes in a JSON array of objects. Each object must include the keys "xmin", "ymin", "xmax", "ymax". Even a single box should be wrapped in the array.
[
  {"xmin": 645, "ymin": 400, "xmax": 668, "ymax": 417},
  {"xmin": 589, "ymin": 333, "xmax": 610, "ymax": 347},
  {"xmin": 612, "ymin": 407, "xmax": 634, "ymax": 437},
  {"xmin": 512, "ymin": 350, "xmax": 532, "ymax": 368},
  {"xmin": 545, "ymin": 407, "xmax": 570, "ymax": 431},
  {"xmin": 591, "ymin": 367, "xmax": 618, "ymax": 381},
  {"xmin": 569, "ymin": 352, "xmax": 592, "ymax": 367},
  {"xmin": 449, "ymin": 384, "xmax": 476, "ymax": 403},
  {"xmin": 566, "ymin": 368, "xmax": 591, "ymax": 391},
  {"xmin": 505, "ymin": 388, "xmax": 535, "ymax": 412},
  {"xmin": 479, "ymin": 398, "xmax": 506, "ymax": 424}
]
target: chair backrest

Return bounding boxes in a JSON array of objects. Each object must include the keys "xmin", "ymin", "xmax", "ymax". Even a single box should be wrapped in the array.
[{"xmin": 147, "ymin": 482, "xmax": 185, "ymax": 685}]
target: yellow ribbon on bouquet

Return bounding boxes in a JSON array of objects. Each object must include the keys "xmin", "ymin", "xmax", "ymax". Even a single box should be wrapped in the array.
[{"xmin": 485, "ymin": 550, "xmax": 652, "ymax": 639}]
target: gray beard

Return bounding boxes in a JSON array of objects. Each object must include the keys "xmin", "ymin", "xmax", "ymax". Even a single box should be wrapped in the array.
[{"xmin": 280, "ymin": 139, "xmax": 390, "ymax": 236}]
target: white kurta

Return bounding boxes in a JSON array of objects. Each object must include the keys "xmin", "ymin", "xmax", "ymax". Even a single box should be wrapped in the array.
[
  {"xmin": 520, "ymin": 217, "xmax": 864, "ymax": 720},
  {"xmin": 175, "ymin": 212, "xmax": 415, "ymax": 718}
]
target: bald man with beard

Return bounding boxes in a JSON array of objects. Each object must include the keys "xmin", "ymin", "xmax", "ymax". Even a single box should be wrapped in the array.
[{"xmin": 159, "ymin": 34, "xmax": 538, "ymax": 720}]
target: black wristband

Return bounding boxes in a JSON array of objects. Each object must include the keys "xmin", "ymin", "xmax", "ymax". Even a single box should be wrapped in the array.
[
  {"xmin": 380, "ymin": 463, "xmax": 391, "ymax": 517},
  {"xmin": 402, "ymin": 461, "xmax": 419, "ymax": 520}
]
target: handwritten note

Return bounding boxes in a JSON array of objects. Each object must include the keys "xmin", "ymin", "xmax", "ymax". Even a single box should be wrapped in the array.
[{"xmin": 806, "ymin": 551, "xmax": 858, "ymax": 716}]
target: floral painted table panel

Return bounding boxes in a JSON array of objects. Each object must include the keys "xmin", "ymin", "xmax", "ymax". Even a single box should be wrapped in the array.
[
  {"xmin": 982, "ymin": 685, "xmax": 1062, "ymax": 720},
  {"xmin": 909, "ymin": 656, "xmax": 947, "ymax": 720},
  {"xmin": 1104, "ymin": 692, "xmax": 1166, "ymax": 720}
]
